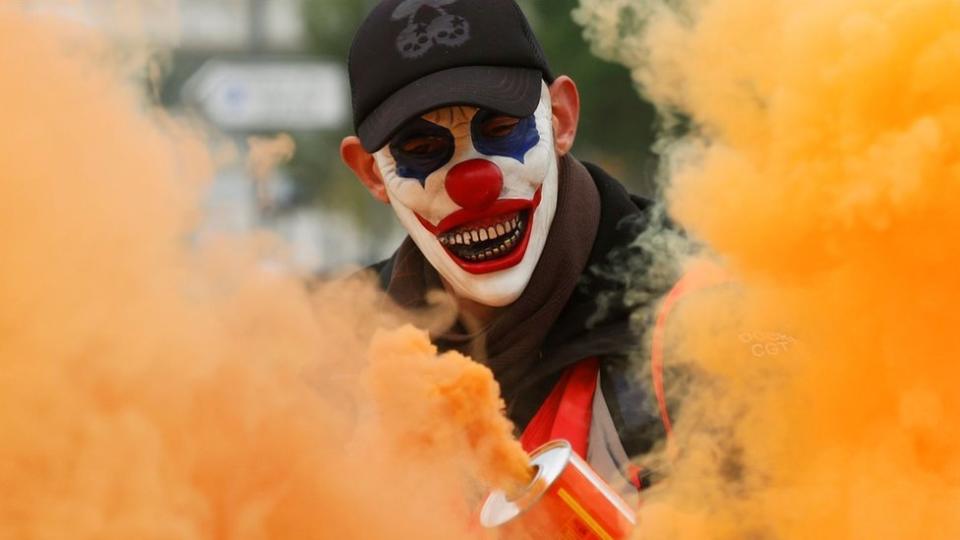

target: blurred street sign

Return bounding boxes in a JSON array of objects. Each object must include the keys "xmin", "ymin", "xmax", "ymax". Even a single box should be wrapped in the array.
[{"xmin": 184, "ymin": 59, "xmax": 348, "ymax": 131}]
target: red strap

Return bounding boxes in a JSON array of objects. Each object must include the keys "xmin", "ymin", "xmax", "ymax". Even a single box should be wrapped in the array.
[
  {"xmin": 651, "ymin": 262, "xmax": 732, "ymax": 440},
  {"xmin": 520, "ymin": 358, "xmax": 599, "ymax": 459},
  {"xmin": 651, "ymin": 281, "xmax": 687, "ymax": 438}
]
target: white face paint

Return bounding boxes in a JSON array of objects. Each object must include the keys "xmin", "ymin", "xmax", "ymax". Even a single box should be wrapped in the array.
[{"xmin": 373, "ymin": 83, "xmax": 558, "ymax": 307}]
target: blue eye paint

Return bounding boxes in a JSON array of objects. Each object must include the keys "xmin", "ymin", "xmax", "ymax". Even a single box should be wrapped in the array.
[
  {"xmin": 389, "ymin": 118, "xmax": 455, "ymax": 185},
  {"xmin": 471, "ymin": 109, "xmax": 540, "ymax": 163}
]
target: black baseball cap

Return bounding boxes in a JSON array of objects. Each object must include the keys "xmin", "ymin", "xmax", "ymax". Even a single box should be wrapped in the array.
[{"xmin": 348, "ymin": 0, "xmax": 555, "ymax": 152}]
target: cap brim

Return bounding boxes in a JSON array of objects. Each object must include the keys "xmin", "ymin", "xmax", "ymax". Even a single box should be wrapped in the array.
[{"xmin": 357, "ymin": 66, "xmax": 544, "ymax": 152}]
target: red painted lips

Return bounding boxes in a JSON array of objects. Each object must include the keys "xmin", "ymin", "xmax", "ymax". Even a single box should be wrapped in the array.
[{"xmin": 416, "ymin": 188, "xmax": 543, "ymax": 274}]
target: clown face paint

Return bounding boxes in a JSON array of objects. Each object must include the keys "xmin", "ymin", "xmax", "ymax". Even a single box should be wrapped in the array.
[{"xmin": 373, "ymin": 83, "xmax": 559, "ymax": 307}]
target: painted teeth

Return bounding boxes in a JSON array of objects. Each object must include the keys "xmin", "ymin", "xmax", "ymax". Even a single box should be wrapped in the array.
[
  {"xmin": 436, "ymin": 214, "xmax": 526, "ymax": 261},
  {"xmin": 438, "ymin": 217, "xmax": 521, "ymax": 245}
]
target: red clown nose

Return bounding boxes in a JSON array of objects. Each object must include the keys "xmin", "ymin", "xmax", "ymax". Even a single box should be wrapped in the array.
[{"xmin": 444, "ymin": 159, "xmax": 504, "ymax": 211}]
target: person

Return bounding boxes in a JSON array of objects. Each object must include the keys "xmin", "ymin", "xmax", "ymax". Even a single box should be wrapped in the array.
[{"xmin": 340, "ymin": 0, "xmax": 673, "ymax": 497}]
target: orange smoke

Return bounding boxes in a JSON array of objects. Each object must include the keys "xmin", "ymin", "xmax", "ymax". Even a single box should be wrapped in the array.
[
  {"xmin": 364, "ymin": 327, "xmax": 534, "ymax": 494},
  {"xmin": 574, "ymin": 0, "xmax": 960, "ymax": 538},
  {"xmin": 0, "ymin": 6, "xmax": 529, "ymax": 539}
]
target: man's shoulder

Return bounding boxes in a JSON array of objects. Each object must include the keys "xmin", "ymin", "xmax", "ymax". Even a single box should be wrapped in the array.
[
  {"xmin": 366, "ymin": 257, "xmax": 395, "ymax": 290},
  {"xmin": 582, "ymin": 161, "xmax": 655, "ymax": 215},
  {"xmin": 580, "ymin": 160, "xmax": 660, "ymax": 265},
  {"xmin": 578, "ymin": 158, "xmax": 681, "ymax": 301}
]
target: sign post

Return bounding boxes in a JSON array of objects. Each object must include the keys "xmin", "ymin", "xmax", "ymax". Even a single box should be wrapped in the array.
[{"xmin": 183, "ymin": 59, "xmax": 348, "ymax": 131}]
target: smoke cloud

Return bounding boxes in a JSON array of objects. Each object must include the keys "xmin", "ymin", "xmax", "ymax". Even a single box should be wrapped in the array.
[
  {"xmin": 0, "ymin": 5, "xmax": 528, "ymax": 539},
  {"xmin": 575, "ymin": 0, "xmax": 960, "ymax": 538}
]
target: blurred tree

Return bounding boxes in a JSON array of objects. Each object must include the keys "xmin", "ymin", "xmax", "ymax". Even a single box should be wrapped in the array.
[
  {"xmin": 290, "ymin": 0, "xmax": 388, "ymax": 230},
  {"xmin": 302, "ymin": 0, "xmax": 375, "ymax": 58}
]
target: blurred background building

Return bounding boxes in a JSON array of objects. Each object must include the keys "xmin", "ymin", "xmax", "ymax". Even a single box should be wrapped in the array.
[{"xmin": 59, "ymin": 0, "xmax": 660, "ymax": 273}]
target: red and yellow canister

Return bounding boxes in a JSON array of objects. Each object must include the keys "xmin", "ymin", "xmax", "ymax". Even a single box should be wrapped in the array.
[{"xmin": 480, "ymin": 440, "xmax": 637, "ymax": 539}]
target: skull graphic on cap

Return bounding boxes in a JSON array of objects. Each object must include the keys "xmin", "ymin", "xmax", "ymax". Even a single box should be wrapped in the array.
[{"xmin": 393, "ymin": 0, "xmax": 470, "ymax": 59}]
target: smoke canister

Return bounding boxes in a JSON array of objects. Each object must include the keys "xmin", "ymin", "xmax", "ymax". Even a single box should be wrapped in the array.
[{"xmin": 479, "ymin": 440, "xmax": 637, "ymax": 539}]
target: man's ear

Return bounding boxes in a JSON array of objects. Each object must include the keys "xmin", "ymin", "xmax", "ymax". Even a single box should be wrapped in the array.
[
  {"xmin": 548, "ymin": 75, "xmax": 581, "ymax": 157},
  {"xmin": 340, "ymin": 136, "xmax": 390, "ymax": 204}
]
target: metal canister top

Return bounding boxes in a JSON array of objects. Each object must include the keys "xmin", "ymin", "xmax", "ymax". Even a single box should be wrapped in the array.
[{"xmin": 479, "ymin": 440, "xmax": 575, "ymax": 528}]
